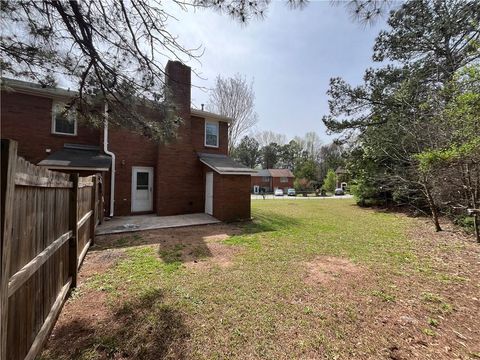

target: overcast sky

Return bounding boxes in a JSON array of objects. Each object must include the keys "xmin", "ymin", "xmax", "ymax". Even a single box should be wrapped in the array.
[{"xmin": 166, "ymin": 1, "xmax": 388, "ymax": 143}]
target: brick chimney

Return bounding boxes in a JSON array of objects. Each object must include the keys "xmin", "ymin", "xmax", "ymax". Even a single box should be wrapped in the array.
[{"xmin": 165, "ymin": 60, "xmax": 191, "ymax": 115}]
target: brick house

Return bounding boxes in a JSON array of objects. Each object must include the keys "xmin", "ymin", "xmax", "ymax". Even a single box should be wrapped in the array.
[
  {"xmin": 1, "ymin": 61, "xmax": 255, "ymax": 221},
  {"xmin": 251, "ymin": 169, "xmax": 295, "ymax": 193}
]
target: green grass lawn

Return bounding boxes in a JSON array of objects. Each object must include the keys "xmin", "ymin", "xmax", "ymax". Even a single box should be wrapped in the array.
[{"xmin": 42, "ymin": 199, "xmax": 480, "ymax": 360}]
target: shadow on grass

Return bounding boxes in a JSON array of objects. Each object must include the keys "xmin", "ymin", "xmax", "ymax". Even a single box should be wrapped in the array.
[
  {"xmin": 41, "ymin": 289, "xmax": 189, "ymax": 360},
  {"xmin": 91, "ymin": 213, "xmax": 300, "ymax": 266},
  {"xmin": 242, "ymin": 211, "xmax": 301, "ymax": 234},
  {"xmin": 91, "ymin": 224, "xmax": 245, "ymax": 265}
]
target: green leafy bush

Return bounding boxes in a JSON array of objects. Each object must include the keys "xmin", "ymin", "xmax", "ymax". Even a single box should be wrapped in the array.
[
  {"xmin": 350, "ymin": 179, "xmax": 382, "ymax": 206},
  {"xmin": 322, "ymin": 169, "xmax": 337, "ymax": 192},
  {"xmin": 453, "ymin": 215, "xmax": 475, "ymax": 233}
]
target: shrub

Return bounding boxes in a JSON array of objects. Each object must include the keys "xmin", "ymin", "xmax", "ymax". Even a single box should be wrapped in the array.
[
  {"xmin": 453, "ymin": 215, "xmax": 475, "ymax": 233},
  {"xmin": 294, "ymin": 178, "xmax": 310, "ymax": 191},
  {"xmin": 350, "ymin": 179, "xmax": 381, "ymax": 206},
  {"xmin": 322, "ymin": 169, "xmax": 336, "ymax": 192}
]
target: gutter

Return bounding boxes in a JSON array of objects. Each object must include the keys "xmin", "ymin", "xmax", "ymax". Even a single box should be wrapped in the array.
[{"xmin": 103, "ymin": 102, "xmax": 115, "ymax": 217}]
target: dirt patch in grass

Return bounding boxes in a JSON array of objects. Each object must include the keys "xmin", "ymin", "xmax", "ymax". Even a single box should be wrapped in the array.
[
  {"xmin": 43, "ymin": 288, "xmax": 189, "ymax": 360},
  {"xmin": 43, "ymin": 223, "xmax": 243, "ymax": 359},
  {"xmin": 184, "ymin": 241, "xmax": 241, "ymax": 269},
  {"xmin": 93, "ymin": 223, "xmax": 242, "ymax": 250},
  {"xmin": 45, "ymin": 290, "xmax": 110, "ymax": 358},
  {"xmin": 43, "ymin": 249, "xmax": 120, "ymax": 359},
  {"xmin": 79, "ymin": 248, "xmax": 126, "ymax": 279},
  {"xmin": 400, "ymin": 218, "xmax": 480, "ymax": 358},
  {"xmin": 304, "ymin": 256, "xmax": 365, "ymax": 286},
  {"xmin": 91, "ymin": 223, "xmax": 243, "ymax": 271}
]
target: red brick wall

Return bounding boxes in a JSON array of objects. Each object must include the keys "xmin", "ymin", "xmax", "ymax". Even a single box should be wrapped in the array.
[
  {"xmin": 191, "ymin": 115, "xmax": 228, "ymax": 155},
  {"xmin": 213, "ymin": 172, "xmax": 251, "ymax": 221},
  {"xmin": 107, "ymin": 127, "xmax": 158, "ymax": 216},
  {"xmin": 1, "ymin": 62, "xmax": 246, "ymax": 221},
  {"xmin": 272, "ymin": 177, "xmax": 294, "ymax": 191},
  {"xmin": 250, "ymin": 176, "xmax": 294, "ymax": 193},
  {"xmin": 251, "ymin": 176, "xmax": 272, "ymax": 192},
  {"xmin": 155, "ymin": 61, "xmax": 205, "ymax": 216},
  {"xmin": 0, "ymin": 92, "xmax": 100, "ymax": 164},
  {"xmin": 105, "ymin": 62, "xmax": 218, "ymax": 217}
]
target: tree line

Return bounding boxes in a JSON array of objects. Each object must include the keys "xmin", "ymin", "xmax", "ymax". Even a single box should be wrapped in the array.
[
  {"xmin": 322, "ymin": 0, "xmax": 480, "ymax": 240},
  {"xmin": 206, "ymin": 75, "xmax": 346, "ymax": 193},
  {"xmin": 231, "ymin": 131, "xmax": 346, "ymax": 192}
]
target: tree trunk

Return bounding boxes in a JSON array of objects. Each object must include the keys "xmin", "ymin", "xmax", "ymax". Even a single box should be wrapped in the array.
[
  {"xmin": 423, "ymin": 184, "xmax": 442, "ymax": 232},
  {"xmin": 474, "ymin": 214, "xmax": 480, "ymax": 243},
  {"xmin": 464, "ymin": 162, "xmax": 479, "ymax": 242}
]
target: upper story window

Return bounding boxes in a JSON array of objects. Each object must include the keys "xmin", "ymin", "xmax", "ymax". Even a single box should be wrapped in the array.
[
  {"xmin": 52, "ymin": 101, "xmax": 77, "ymax": 136},
  {"xmin": 262, "ymin": 176, "xmax": 270, "ymax": 182},
  {"xmin": 205, "ymin": 120, "xmax": 219, "ymax": 147},
  {"xmin": 280, "ymin": 177, "xmax": 288, "ymax": 183}
]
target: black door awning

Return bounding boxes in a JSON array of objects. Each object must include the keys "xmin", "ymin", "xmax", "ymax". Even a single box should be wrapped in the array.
[{"xmin": 38, "ymin": 144, "xmax": 111, "ymax": 171}]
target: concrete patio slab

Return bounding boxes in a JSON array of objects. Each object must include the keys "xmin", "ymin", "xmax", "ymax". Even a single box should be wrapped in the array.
[{"xmin": 96, "ymin": 213, "xmax": 221, "ymax": 235}]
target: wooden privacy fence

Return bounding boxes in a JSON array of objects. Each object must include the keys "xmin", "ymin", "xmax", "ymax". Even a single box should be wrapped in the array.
[{"xmin": 1, "ymin": 139, "xmax": 103, "ymax": 360}]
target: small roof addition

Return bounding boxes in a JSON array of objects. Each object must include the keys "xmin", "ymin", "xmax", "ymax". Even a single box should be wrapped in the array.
[
  {"xmin": 198, "ymin": 152, "xmax": 256, "ymax": 175},
  {"xmin": 38, "ymin": 144, "xmax": 112, "ymax": 171}
]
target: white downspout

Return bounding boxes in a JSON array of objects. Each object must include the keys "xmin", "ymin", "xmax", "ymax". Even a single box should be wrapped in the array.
[{"xmin": 103, "ymin": 102, "xmax": 115, "ymax": 217}]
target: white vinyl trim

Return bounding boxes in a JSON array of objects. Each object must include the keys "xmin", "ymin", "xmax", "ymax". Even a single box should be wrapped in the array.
[
  {"xmin": 104, "ymin": 102, "xmax": 116, "ymax": 217},
  {"xmin": 205, "ymin": 172, "xmax": 213, "ymax": 215}
]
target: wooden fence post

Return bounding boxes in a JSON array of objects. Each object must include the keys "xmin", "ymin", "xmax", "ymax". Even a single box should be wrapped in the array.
[
  {"xmin": 99, "ymin": 176, "xmax": 104, "ymax": 225},
  {"xmin": 90, "ymin": 176, "xmax": 97, "ymax": 246},
  {"xmin": 1, "ymin": 139, "xmax": 17, "ymax": 360},
  {"xmin": 68, "ymin": 174, "xmax": 79, "ymax": 288}
]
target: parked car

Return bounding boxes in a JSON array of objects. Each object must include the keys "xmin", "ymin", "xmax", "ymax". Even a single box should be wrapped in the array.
[
  {"xmin": 274, "ymin": 188, "xmax": 284, "ymax": 196},
  {"xmin": 334, "ymin": 188, "xmax": 345, "ymax": 196},
  {"xmin": 287, "ymin": 188, "xmax": 296, "ymax": 196}
]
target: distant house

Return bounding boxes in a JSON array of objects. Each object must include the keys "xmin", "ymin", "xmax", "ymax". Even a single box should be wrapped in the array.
[
  {"xmin": 335, "ymin": 167, "xmax": 348, "ymax": 190},
  {"xmin": 251, "ymin": 169, "xmax": 295, "ymax": 193}
]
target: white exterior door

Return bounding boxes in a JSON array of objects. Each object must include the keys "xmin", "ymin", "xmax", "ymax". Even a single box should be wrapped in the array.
[
  {"xmin": 131, "ymin": 167, "xmax": 153, "ymax": 212},
  {"xmin": 254, "ymin": 185, "xmax": 259, "ymax": 194},
  {"xmin": 205, "ymin": 172, "xmax": 213, "ymax": 215}
]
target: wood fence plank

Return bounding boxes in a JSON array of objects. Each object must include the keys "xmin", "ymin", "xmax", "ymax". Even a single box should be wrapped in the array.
[
  {"xmin": 7, "ymin": 231, "xmax": 72, "ymax": 297},
  {"xmin": 69, "ymin": 174, "xmax": 79, "ymax": 288},
  {"xmin": 77, "ymin": 210, "xmax": 93, "ymax": 229},
  {"xmin": 2, "ymin": 144, "xmax": 99, "ymax": 359},
  {"xmin": 90, "ymin": 176, "xmax": 97, "ymax": 245},
  {"xmin": 77, "ymin": 239, "xmax": 91, "ymax": 270},
  {"xmin": 99, "ymin": 175, "xmax": 104, "ymax": 224},
  {"xmin": 24, "ymin": 278, "xmax": 72, "ymax": 360},
  {"xmin": 1, "ymin": 140, "xmax": 17, "ymax": 360},
  {"xmin": 14, "ymin": 173, "xmax": 73, "ymax": 188}
]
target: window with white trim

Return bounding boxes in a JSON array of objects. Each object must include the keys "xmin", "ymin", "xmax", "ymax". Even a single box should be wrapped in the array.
[
  {"xmin": 280, "ymin": 177, "xmax": 288, "ymax": 183},
  {"xmin": 205, "ymin": 120, "xmax": 219, "ymax": 147},
  {"xmin": 52, "ymin": 101, "xmax": 77, "ymax": 135}
]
